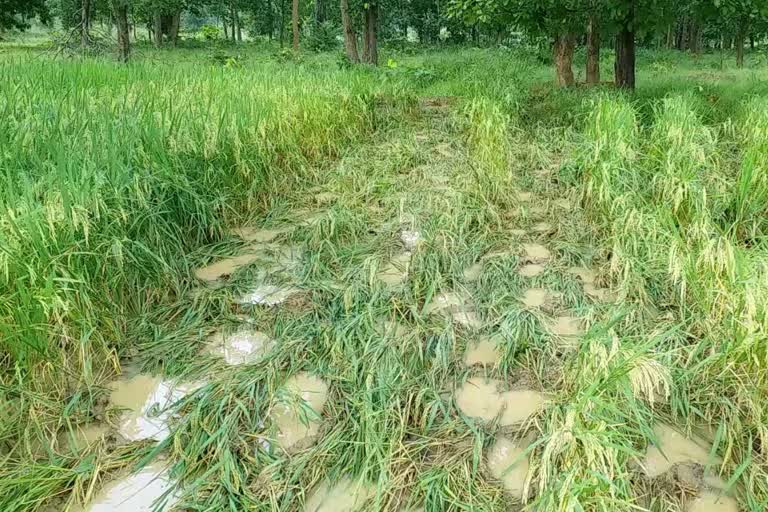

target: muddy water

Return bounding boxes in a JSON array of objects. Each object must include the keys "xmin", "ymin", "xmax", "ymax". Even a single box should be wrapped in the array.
[
  {"xmin": 644, "ymin": 424, "xmax": 721, "ymax": 478},
  {"xmin": 549, "ymin": 316, "xmax": 584, "ymax": 341},
  {"xmin": 273, "ymin": 373, "xmax": 329, "ymax": 451},
  {"xmin": 194, "ymin": 252, "xmax": 264, "ymax": 282},
  {"xmin": 462, "ymin": 262, "xmax": 483, "ymax": 282},
  {"xmin": 73, "ymin": 462, "xmax": 176, "ymax": 512},
  {"xmin": 110, "ymin": 376, "xmax": 203, "ymax": 442},
  {"xmin": 687, "ymin": 493, "xmax": 738, "ymax": 512},
  {"xmin": 455, "ymin": 378, "xmax": 543, "ymax": 426},
  {"xmin": 58, "ymin": 423, "xmax": 109, "ymax": 452},
  {"xmin": 237, "ymin": 284, "xmax": 299, "ymax": 306},
  {"xmin": 377, "ymin": 252, "xmax": 412, "ymax": 286},
  {"xmin": 400, "ymin": 230, "xmax": 421, "ymax": 250},
  {"xmin": 206, "ymin": 327, "xmax": 274, "ymax": 365},
  {"xmin": 231, "ymin": 226, "xmax": 289, "ymax": 243},
  {"xmin": 499, "ymin": 390, "xmax": 545, "ymax": 426},
  {"xmin": 304, "ymin": 478, "xmax": 375, "ymax": 512},
  {"xmin": 521, "ymin": 288, "xmax": 550, "ymax": 308},
  {"xmin": 567, "ymin": 267, "xmax": 596, "ymax": 284},
  {"xmin": 487, "ymin": 436, "xmax": 529, "ymax": 499},
  {"xmin": 424, "ymin": 291, "xmax": 482, "ymax": 329},
  {"xmin": 455, "ymin": 378, "xmax": 504, "ymax": 421},
  {"xmin": 518, "ymin": 263, "xmax": 546, "ymax": 277},
  {"xmin": 464, "ymin": 335, "xmax": 502, "ymax": 367},
  {"xmin": 522, "ymin": 244, "xmax": 551, "ymax": 263}
]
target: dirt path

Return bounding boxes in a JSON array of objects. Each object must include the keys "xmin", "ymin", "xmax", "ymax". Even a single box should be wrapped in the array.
[{"xmin": 72, "ymin": 99, "xmax": 735, "ymax": 512}]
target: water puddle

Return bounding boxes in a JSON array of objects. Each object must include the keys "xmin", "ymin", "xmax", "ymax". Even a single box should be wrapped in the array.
[
  {"xmin": 643, "ymin": 424, "xmax": 721, "ymax": 478},
  {"xmin": 206, "ymin": 327, "xmax": 274, "ymax": 365},
  {"xmin": 237, "ymin": 284, "xmax": 299, "ymax": 306},
  {"xmin": 231, "ymin": 226, "xmax": 289, "ymax": 243},
  {"xmin": 583, "ymin": 283, "xmax": 615, "ymax": 302},
  {"xmin": 464, "ymin": 335, "xmax": 502, "ymax": 367},
  {"xmin": 548, "ymin": 316, "xmax": 583, "ymax": 340},
  {"xmin": 487, "ymin": 436, "xmax": 529, "ymax": 499},
  {"xmin": 463, "ymin": 262, "xmax": 483, "ymax": 282},
  {"xmin": 58, "ymin": 423, "xmax": 109, "ymax": 452},
  {"xmin": 522, "ymin": 243, "xmax": 551, "ymax": 263},
  {"xmin": 377, "ymin": 252, "xmax": 412, "ymax": 286},
  {"xmin": 424, "ymin": 291, "xmax": 482, "ymax": 329},
  {"xmin": 271, "ymin": 245, "xmax": 304, "ymax": 273},
  {"xmin": 687, "ymin": 492, "xmax": 738, "ymax": 512},
  {"xmin": 304, "ymin": 478, "xmax": 375, "ymax": 512},
  {"xmin": 455, "ymin": 378, "xmax": 504, "ymax": 421},
  {"xmin": 110, "ymin": 375, "xmax": 204, "ymax": 442},
  {"xmin": 455, "ymin": 378, "xmax": 543, "ymax": 426},
  {"xmin": 567, "ymin": 267, "xmax": 596, "ymax": 284},
  {"xmin": 521, "ymin": 288, "xmax": 550, "ymax": 308},
  {"xmin": 499, "ymin": 390, "xmax": 545, "ymax": 425},
  {"xmin": 400, "ymin": 230, "xmax": 421, "ymax": 251},
  {"xmin": 518, "ymin": 263, "xmax": 546, "ymax": 277},
  {"xmin": 194, "ymin": 252, "xmax": 263, "ymax": 282},
  {"xmin": 272, "ymin": 373, "xmax": 329, "ymax": 451},
  {"xmin": 73, "ymin": 462, "xmax": 177, "ymax": 512}
]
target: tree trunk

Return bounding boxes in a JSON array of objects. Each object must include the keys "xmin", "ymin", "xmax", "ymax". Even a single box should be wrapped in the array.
[
  {"xmin": 615, "ymin": 15, "xmax": 636, "ymax": 89},
  {"xmin": 553, "ymin": 33, "xmax": 576, "ymax": 87},
  {"xmin": 292, "ymin": 0, "xmax": 300, "ymax": 50},
  {"xmin": 362, "ymin": 3, "xmax": 378, "ymax": 65},
  {"xmin": 235, "ymin": 8, "xmax": 242, "ymax": 41},
  {"xmin": 170, "ymin": 13, "xmax": 180, "ymax": 46},
  {"xmin": 586, "ymin": 15, "xmax": 600, "ymax": 85},
  {"xmin": 153, "ymin": 14, "xmax": 163, "ymax": 47},
  {"xmin": 113, "ymin": 2, "xmax": 130, "ymax": 62},
  {"xmin": 736, "ymin": 22, "xmax": 745, "ymax": 68},
  {"xmin": 81, "ymin": 0, "xmax": 91, "ymax": 48},
  {"xmin": 340, "ymin": 0, "xmax": 359, "ymax": 63},
  {"xmin": 279, "ymin": 0, "xmax": 285, "ymax": 47}
]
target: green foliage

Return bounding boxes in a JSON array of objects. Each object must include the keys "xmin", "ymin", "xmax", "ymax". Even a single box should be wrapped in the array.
[
  {"xmin": 200, "ymin": 23, "xmax": 223, "ymax": 40},
  {"xmin": 0, "ymin": 0, "xmax": 48, "ymax": 31}
]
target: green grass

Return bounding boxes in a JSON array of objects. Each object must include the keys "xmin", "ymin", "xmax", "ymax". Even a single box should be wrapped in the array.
[{"xmin": 1, "ymin": 43, "xmax": 768, "ymax": 511}]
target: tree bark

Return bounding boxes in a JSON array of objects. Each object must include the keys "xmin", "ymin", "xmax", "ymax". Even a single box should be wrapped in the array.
[
  {"xmin": 615, "ymin": 18, "xmax": 636, "ymax": 89},
  {"xmin": 362, "ymin": 3, "xmax": 378, "ymax": 65},
  {"xmin": 235, "ymin": 8, "xmax": 242, "ymax": 41},
  {"xmin": 113, "ymin": 1, "xmax": 130, "ymax": 62},
  {"xmin": 170, "ymin": 13, "xmax": 180, "ymax": 46},
  {"xmin": 279, "ymin": 0, "xmax": 285, "ymax": 47},
  {"xmin": 736, "ymin": 22, "xmax": 745, "ymax": 68},
  {"xmin": 153, "ymin": 14, "xmax": 163, "ymax": 47},
  {"xmin": 81, "ymin": 0, "xmax": 92, "ymax": 48},
  {"xmin": 586, "ymin": 15, "xmax": 600, "ymax": 85},
  {"xmin": 553, "ymin": 33, "xmax": 576, "ymax": 87},
  {"xmin": 292, "ymin": 0, "xmax": 300, "ymax": 50},
  {"xmin": 340, "ymin": 0, "xmax": 359, "ymax": 63}
]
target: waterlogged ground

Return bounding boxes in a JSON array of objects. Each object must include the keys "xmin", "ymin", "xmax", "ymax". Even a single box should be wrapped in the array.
[{"xmin": 59, "ymin": 97, "xmax": 742, "ymax": 511}]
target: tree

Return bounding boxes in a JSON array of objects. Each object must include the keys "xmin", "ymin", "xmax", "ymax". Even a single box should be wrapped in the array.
[
  {"xmin": 0, "ymin": 0, "xmax": 48, "ymax": 32},
  {"xmin": 112, "ymin": 0, "xmax": 130, "ymax": 62},
  {"xmin": 292, "ymin": 0, "xmax": 300, "ymax": 49},
  {"xmin": 448, "ymin": 0, "xmax": 588, "ymax": 87},
  {"xmin": 340, "ymin": 0, "xmax": 359, "ymax": 62},
  {"xmin": 362, "ymin": 2, "xmax": 379, "ymax": 64}
]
